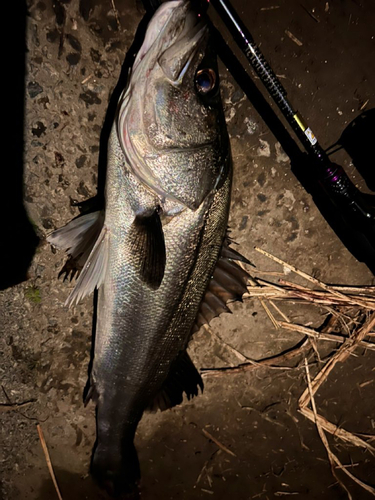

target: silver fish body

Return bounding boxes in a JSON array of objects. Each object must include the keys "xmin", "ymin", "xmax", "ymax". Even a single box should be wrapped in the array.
[
  {"xmin": 92, "ymin": 127, "xmax": 231, "ymax": 493},
  {"xmin": 48, "ymin": 1, "xmax": 248, "ymax": 496}
]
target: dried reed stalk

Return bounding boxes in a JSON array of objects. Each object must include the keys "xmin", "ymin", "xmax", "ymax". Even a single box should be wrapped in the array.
[
  {"xmin": 279, "ymin": 321, "xmax": 375, "ymax": 351},
  {"xmin": 254, "ymin": 247, "xmax": 373, "ymax": 309},
  {"xmin": 37, "ymin": 424, "xmax": 63, "ymax": 500},
  {"xmin": 298, "ymin": 313, "xmax": 375, "ymax": 451},
  {"xmin": 303, "ymin": 359, "xmax": 375, "ymax": 498}
]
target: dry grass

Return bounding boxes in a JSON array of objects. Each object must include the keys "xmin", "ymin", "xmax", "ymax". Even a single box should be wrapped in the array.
[
  {"xmin": 37, "ymin": 424, "xmax": 63, "ymax": 500},
  {"xmin": 204, "ymin": 247, "xmax": 375, "ymax": 498}
]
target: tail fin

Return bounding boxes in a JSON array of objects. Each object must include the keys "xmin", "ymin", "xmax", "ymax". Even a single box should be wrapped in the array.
[{"xmin": 91, "ymin": 440, "xmax": 141, "ymax": 498}]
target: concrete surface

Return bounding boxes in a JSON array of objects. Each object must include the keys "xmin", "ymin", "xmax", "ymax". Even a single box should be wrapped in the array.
[{"xmin": 1, "ymin": 0, "xmax": 374, "ymax": 499}]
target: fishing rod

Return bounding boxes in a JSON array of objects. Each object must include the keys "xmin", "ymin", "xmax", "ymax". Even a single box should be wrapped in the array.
[
  {"xmin": 142, "ymin": 0, "xmax": 375, "ymax": 271},
  {"xmin": 206, "ymin": 0, "xmax": 375, "ymax": 225}
]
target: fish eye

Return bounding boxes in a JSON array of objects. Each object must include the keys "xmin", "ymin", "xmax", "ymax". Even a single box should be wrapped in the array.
[{"xmin": 195, "ymin": 68, "xmax": 217, "ymax": 94}]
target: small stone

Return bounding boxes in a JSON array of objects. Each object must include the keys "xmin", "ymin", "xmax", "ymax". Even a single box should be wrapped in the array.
[
  {"xmin": 32, "ymin": 121, "xmax": 47, "ymax": 137},
  {"xmin": 75, "ymin": 155, "xmax": 87, "ymax": 169},
  {"xmin": 42, "ymin": 218, "xmax": 54, "ymax": 229},
  {"xmin": 275, "ymin": 142, "xmax": 289, "ymax": 163},
  {"xmin": 244, "ymin": 116, "xmax": 258, "ymax": 135},
  {"xmin": 66, "ymin": 52, "xmax": 81, "ymax": 66},
  {"xmin": 256, "ymin": 139, "xmax": 271, "ymax": 157},
  {"xmin": 46, "ymin": 28, "xmax": 59, "ymax": 43},
  {"xmin": 79, "ymin": 90, "xmax": 102, "ymax": 106},
  {"xmin": 27, "ymin": 81, "xmax": 43, "ymax": 98},
  {"xmin": 239, "ymin": 215, "xmax": 248, "ymax": 231},
  {"xmin": 37, "ymin": 95, "xmax": 50, "ymax": 109},
  {"xmin": 231, "ymin": 89, "xmax": 244, "ymax": 104},
  {"xmin": 90, "ymin": 48, "xmax": 101, "ymax": 63},
  {"xmin": 66, "ymin": 34, "xmax": 82, "ymax": 52},
  {"xmin": 77, "ymin": 181, "xmax": 91, "ymax": 198},
  {"xmin": 54, "ymin": 152, "xmax": 65, "ymax": 166}
]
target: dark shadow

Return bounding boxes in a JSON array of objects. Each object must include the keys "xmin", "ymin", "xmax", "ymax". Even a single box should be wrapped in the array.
[
  {"xmin": 1, "ymin": 1, "xmax": 39, "ymax": 290},
  {"xmin": 39, "ymin": 467, "xmax": 111, "ymax": 500},
  {"xmin": 327, "ymin": 109, "xmax": 375, "ymax": 192},
  {"xmin": 77, "ymin": 7, "xmax": 156, "ymax": 216},
  {"xmin": 83, "ymin": 288, "xmax": 98, "ymax": 404},
  {"xmin": 98, "ymin": 8, "xmax": 154, "ymax": 195},
  {"xmin": 141, "ymin": 0, "xmax": 164, "ymax": 12}
]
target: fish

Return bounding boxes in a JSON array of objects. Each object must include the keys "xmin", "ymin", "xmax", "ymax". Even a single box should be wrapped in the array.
[{"xmin": 48, "ymin": 0, "xmax": 250, "ymax": 496}]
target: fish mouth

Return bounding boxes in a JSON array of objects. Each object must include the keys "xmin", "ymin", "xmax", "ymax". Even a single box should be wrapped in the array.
[
  {"xmin": 132, "ymin": 1, "xmax": 208, "ymax": 77},
  {"xmin": 157, "ymin": 7, "xmax": 208, "ymax": 84}
]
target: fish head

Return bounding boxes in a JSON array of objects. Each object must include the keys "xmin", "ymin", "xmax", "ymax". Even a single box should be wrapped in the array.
[{"xmin": 118, "ymin": 0, "xmax": 230, "ymax": 210}]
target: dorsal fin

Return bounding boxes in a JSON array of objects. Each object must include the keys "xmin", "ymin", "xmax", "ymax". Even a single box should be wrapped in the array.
[
  {"xmin": 65, "ymin": 225, "xmax": 109, "ymax": 307},
  {"xmin": 192, "ymin": 236, "xmax": 252, "ymax": 333}
]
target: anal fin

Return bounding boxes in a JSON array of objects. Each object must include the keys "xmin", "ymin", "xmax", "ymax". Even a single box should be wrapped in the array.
[
  {"xmin": 147, "ymin": 351, "xmax": 203, "ymax": 412},
  {"xmin": 83, "ymin": 374, "xmax": 98, "ymax": 406}
]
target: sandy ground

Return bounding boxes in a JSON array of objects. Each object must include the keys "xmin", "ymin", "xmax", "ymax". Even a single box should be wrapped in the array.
[{"xmin": 1, "ymin": 0, "xmax": 375, "ymax": 499}]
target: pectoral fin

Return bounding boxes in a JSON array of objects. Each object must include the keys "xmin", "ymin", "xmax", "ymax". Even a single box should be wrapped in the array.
[{"xmin": 128, "ymin": 209, "xmax": 166, "ymax": 290}]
